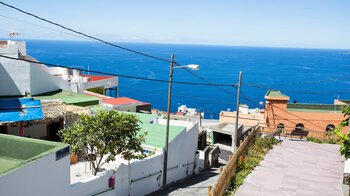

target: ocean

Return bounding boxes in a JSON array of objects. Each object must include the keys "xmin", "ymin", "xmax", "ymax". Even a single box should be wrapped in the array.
[{"xmin": 24, "ymin": 40, "xmax": 350, "ymax": 118}]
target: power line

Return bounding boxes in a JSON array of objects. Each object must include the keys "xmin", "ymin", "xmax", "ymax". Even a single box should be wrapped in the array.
[
  {"xmin": 0, "ymin": 1, "xmax": 171, "ymax": 63},
  {"xmin": 0, "ymin": 14, "xmax": 88, "ymax": 40},
  {"xmin": 175, "ymin": 62, "xmax": 236, "ymax": 96},
  {"xmin": 243, "ymin": 83, "xmax": 350, "ymax": 95},
  {"xmin": 233, "ymin": 85, "xmax": 262, "ymax": 107},
  {"xmin": 0, "ymin": 2, "xmax": 236, "ymax": 97},
  {"xmin": 0, "ymin": 54, "xmax": 234, "ymax": 87},
  {"xmin": 243, "ymin": 74, "xmax": 350, "ymax": 87},
  {"xmin": 120, "ymin": 84, "xmax": 235, "ymax": 105}
]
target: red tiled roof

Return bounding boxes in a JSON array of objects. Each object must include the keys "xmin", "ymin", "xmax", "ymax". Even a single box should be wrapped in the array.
[
  {"xmin": 103, "ymin": 97, "xmax": 150, "ymax": 106},
  {"xmin": 82, "ymin": 74, "xmax": 115, "ymax": 82}
]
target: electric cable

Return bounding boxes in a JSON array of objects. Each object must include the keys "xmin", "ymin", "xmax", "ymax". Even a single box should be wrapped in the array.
[
  {"xmin": 0, "ymin": 54, "xmax": 233, "ymax": 87},
  {"xmin": 0, "ymin": 1, "xmax": 237, "ymax": 96}
]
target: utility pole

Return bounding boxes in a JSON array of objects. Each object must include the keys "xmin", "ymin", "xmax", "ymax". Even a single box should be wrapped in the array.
[
  {"xmin": 163, "ymin": 54, "xmax": 174, "ymax": 188},
  {"xmin": 233, "ymin": 71, "xmax": 242, "ymax": 152}
]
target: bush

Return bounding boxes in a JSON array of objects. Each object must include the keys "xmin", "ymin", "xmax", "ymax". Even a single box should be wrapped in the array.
[
  {"xmin": 227, "ymin": 136, "xmax": 278, "ymax": 193},
  {"xmin": 307, "ymin": 131, "xmax": 340, "ymax": 144}
]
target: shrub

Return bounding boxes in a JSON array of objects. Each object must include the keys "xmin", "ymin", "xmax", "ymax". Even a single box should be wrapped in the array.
[{"xmin": 227, "ymin": 136, "xmax": 278, "ymax": 193}]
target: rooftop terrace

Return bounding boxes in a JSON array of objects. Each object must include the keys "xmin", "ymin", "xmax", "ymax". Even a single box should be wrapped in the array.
[
  {"xmin": 0, "ymin": 134, "xmax": 68, "ymax": 176},
  {"xmin": 34, "ymin": 90, "xmax": 100, "ymax": 107},
  {"xmin": 287, "ymin": 103, "xmax": 344, "ymax": 113},
  {"xmin": 90, "ymin": 107, "xmax": 185, "ymax": 148}
]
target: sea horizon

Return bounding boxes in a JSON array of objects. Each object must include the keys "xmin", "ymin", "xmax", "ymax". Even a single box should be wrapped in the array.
[
  {"xmin": 3, "ymin": 37, "xmax": 350, "ymax": 51},
  {"xmin": 5, "ymin": 39, "xmax": 350, "ymax": 118}
]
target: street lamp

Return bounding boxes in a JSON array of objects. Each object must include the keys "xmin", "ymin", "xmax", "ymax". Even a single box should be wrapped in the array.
[{"xmin": 163, "ymin": 54, "xmax": 200, "ymax": 188}]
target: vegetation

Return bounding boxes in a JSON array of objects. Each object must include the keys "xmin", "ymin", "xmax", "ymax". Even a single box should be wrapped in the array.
[
  {"xmin": 307, "ymin": 131, "xmax": 340, "ymax": 144},
  {"xmin": 226, "ymin": 137, "xmax": 278, "ymax": 194},
  {"xmin": 59, "ymin": 110, "xmax": 147, "ymax": 175},
  {"xmin": 334, "ymin": 105, "xmax": 350, "ymax": 159}
]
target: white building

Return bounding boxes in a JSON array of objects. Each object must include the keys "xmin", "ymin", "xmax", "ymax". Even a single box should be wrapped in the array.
[
  {"xmin": 0, "ymin": 134, "xmax": 71, "ymax": 196},
  {"xmin": 0, "ymin": 112, "xmax": 200, "ymax": 196},
  {"xmin": 0, "ymin": 40, "xmax": 118, "ymax": 96}
]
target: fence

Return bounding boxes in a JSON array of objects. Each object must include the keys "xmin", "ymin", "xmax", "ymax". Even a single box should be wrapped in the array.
[{"xmin": 208, "ymin": 125, "xmax": 260, "ymax": 196}]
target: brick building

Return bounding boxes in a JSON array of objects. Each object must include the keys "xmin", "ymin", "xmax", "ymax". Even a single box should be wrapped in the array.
[{"xmin": 264, "ymin": 90, "xmax": 349, "ymax": 137}]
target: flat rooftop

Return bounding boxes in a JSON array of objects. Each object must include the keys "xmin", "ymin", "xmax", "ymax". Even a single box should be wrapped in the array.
[
  {"xmin": 103, "ymin": 97, "xmax": 150, "ymax": 106},
  {"xmin": 122, "ymin": 112, "xmax": 185, "ymax": 148},
  {"xmin": 34, "ymin": 90, "xmax": 100, "ymax": 107},
  {"xmin": 287, "ymin": 103, "xmax": 344, "ymax": 113},
  {"xmin": 0, "ymin": 134, "xmax": 68, "ymax": 176},
  {"xmin": 265, "ymin": 90, "xmax": 288, "ymax": 98},
  {"xmin": 90, "ymin": 107, "xmax": 185, "ymax": 148}
]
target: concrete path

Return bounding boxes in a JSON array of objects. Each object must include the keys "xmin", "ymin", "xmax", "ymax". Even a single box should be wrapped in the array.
[
  {"xmin": 150, "ymin": 162, "xmax": 224, "ymax": 196},
  {"xmin": 235, "ymin": 141, "xmax": 345, "ymax": 196}
]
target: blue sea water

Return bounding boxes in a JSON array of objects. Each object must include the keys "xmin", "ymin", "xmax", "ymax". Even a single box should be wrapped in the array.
[{"xmin": 24, "ymin": 40, "xmax": 350, "ymax": 118}]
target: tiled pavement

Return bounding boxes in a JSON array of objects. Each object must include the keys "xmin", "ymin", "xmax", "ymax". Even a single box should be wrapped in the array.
[{"xmin": 235, "ymin": 141, "xmax": 345, "ymax": 196}]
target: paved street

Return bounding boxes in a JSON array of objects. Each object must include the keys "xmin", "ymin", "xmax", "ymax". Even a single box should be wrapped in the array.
[{"xmin": 235, "ymin": 141, "xmax": 345, "ymax": 196}]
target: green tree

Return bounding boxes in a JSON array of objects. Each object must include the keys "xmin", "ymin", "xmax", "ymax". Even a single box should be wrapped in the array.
[
  {"xmin": 59, "ymin": 110, "xmax": 147, "ymax": 175},
  {"xmin": 335, "ymin": 105, "xmax": 350, "ymax": 158}
]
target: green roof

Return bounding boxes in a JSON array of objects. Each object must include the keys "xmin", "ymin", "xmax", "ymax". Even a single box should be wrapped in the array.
[
  {"xmin": 91, "ymin": 107, "xmax": 185, "ymax": 148},
  {"xmin": 0, "ymin": 134, "xmax": 68, "ymax": 176},
  {"xmin": 287, "ymin": 103, "xmax": 344, "ymax": 113},
  {"xmin": 34, "ymin": 90, "xmax": 100, "ymax": 106},
  {"xmin": 265, "ymin": 90, "xmax": 288, "ymax": 97},
  {"xmin": 131, "ymin": 112, "xmax": 185, "ymax": 148}
]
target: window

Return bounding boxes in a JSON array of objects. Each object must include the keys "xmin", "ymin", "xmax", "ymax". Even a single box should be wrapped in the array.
[
  {"xmin": 295, "ymin": 123, "xmax": 304, "ymax": 130},
  {"xmin": 326, "ymin": 124, "xmax": 335, "ymax": 132},
  {"xmin": 277, "ymin": 123, "xmax": 284, "ymax": 131}
]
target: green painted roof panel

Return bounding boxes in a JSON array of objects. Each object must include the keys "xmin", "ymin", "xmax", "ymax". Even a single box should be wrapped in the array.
[
  {"xmin": 90, "ymin": 107, "xmax": 185, "ymax": 148},
  {"xmin": 34, "ymin": 90, "xmax": 100, "ymax": 106},
  {"xmin": 265, "ymin": 90, "xmax": 288, "ymax": 97},
  {"xmin": 287, "ymin": 103, "xmax": 344, "ymax": 113},
  {"xmin": 0, "ymin": 134, "xmax": 68, "ymax": 176}
]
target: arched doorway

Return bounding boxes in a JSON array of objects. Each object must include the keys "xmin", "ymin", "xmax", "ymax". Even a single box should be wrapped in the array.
[
  {"xmin": 277, "ymin": 123, "xmax": 284, "ymax": 131},
  {"xmin": 295, "ymin": 123, "xmax": 304, "ymax": 131},
  {"xmin": 326, "ymin": 124, "xmax": 335, "ymax": 133}
]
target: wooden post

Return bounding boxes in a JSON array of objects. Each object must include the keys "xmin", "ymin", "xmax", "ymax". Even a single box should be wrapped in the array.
[{"xmin": 208, "ymin": 186, "xmax": 212, "ymax": 196}]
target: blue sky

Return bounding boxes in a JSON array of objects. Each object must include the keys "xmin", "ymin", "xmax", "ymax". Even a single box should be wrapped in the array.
[{"xmin": 0, "ymin": 0, "xmax": 349, "ymax": 49}]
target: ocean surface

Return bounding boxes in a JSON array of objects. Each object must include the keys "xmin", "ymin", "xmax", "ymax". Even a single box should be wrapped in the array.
[{"xmin": 24, "ymin": 40, "xmax": 350, "ymax": 118}]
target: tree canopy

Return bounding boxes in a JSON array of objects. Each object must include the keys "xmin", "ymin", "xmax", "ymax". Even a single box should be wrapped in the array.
[
  {"xmin": 335, "ymin": 105, "xmax": 350, "ymax": 159},
  {"xmin": 59, "ymin": 110, "xmax": 147, "ymax": 175}
]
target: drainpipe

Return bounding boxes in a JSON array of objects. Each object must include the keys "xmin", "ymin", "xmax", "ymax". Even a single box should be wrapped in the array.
[{"xmin": 19, "ymin": 122, "xmax": 24, "ymax": 136}]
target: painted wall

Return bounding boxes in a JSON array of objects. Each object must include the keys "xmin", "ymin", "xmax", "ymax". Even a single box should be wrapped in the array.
[
  {"xmin": 219, "ymin": 111, "xmax": 262, "ymax": 127},
  {"xmin": 29, "ymin": 59, "xmax": 63, "ymax": 95},
  {"xmin": 70, "ymin": 120, "xmax": 199, "ymax": 196},
  {"xmin": 265, "ymin": 101, "xmax": 348, "ymax": 137},
  {"xmin": 70, "ymin": 170, "xmax": 115, "ymax": 196},
  {"xmin": 0, "ymin": 55, "xmax": 30, "ymax": 96},
  {"xmin": 0, "ymin": 151, "xmax": 70, "ymax": 196}
]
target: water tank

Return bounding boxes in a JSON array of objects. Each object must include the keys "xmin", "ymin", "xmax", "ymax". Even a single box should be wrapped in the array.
[{"xmin": 72, "ymin": 69, "xmax": 81, "ymax": 76}]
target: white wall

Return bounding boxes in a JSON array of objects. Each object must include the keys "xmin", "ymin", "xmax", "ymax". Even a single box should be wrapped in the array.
[
  {"xmin": 29, "ymin": 60, "xmax": 62, "ymax": 95},
  {"xmin": 68, "ymin": 121, "xmax": 199, "ymax": 196},
  {"xmin": 0, "ymin": 55, "xmax": 30, "ymax": 96},
  {"xmin": 0, "ymin": 151, "xmax": 71, "ymax": 196},
  {"xmin": 70, "ymin": 170, "xmax": 115, "ymax": 196},
  {"xmin": 167, "ymin": 122, "xmax": 199, "ymax": 183},
  {"xmin": 129, "ymin": 154, "xmax": 164, "ymax": 196}
]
